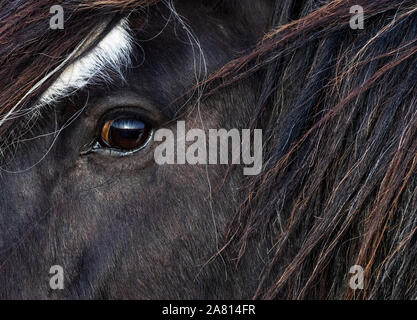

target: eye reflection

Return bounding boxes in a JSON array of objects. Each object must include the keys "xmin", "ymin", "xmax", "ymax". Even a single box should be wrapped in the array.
[{"xmin": 100, "ymin": 117, "xmax": 152, "ymax": 151}]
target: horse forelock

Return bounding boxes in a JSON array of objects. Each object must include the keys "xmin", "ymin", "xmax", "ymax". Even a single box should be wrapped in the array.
[
  {"xmin": 38, "ymin": 18, "xmax": 133, "ymax": 107},
  {"xmin": 0, "ymin": 0, "xmax": 159, "ymax": 136}
]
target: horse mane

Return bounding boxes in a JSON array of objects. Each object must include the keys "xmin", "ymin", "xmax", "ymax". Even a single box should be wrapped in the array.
[
  {"xmin": 217, "ymin": 0, "xmax": 417, "ymax": 299},
  {"xmin": 1, "ymin": 0, "xmax": 417, "ymax": 299}
]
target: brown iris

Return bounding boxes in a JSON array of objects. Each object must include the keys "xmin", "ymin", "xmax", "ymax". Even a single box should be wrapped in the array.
[{"xmin": 100, "ymin": 117, "xmax": 151, "ymax": 151}]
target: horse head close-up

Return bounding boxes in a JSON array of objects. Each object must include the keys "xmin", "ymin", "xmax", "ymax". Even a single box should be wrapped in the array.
[{"xmin": 0, "ymin": 0, "xmax": 417, "ymax": 300}]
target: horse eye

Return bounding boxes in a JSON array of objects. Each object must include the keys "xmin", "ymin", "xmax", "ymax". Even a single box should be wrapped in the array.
[{"xmin": 100, "ymin": 117, "xmax": 152, "ymax": 151}]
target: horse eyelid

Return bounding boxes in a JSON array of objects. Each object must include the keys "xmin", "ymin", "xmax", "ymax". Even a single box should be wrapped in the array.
[{"xmin": 80, "ymin": 129, "xmax": 154, "ymax": 157}]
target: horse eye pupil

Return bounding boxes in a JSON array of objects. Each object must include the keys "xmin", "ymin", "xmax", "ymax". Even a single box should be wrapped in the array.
[{"xmin": 101, "ymin": 118, "xmax": 150, "ymax": 151}]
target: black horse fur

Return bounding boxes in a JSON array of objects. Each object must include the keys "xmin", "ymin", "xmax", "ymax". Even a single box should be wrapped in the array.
[{"xmin": 0, "ymin": 0, "xmax": 417, "ymax": 299}]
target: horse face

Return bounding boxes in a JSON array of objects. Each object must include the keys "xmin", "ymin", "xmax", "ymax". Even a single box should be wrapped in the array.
[{"xmin": 0, "ymin": 1, "xmax": 271, "ymax": 299}]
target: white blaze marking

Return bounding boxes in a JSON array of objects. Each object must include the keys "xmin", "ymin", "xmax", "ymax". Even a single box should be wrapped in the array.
[
  {"xmin": 39, "ymin": 18, "xmax": 133, "ymax": 105},
  {"xmin": 0, "ymin": 18, "xmax": 133, "ymax": 127}
]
